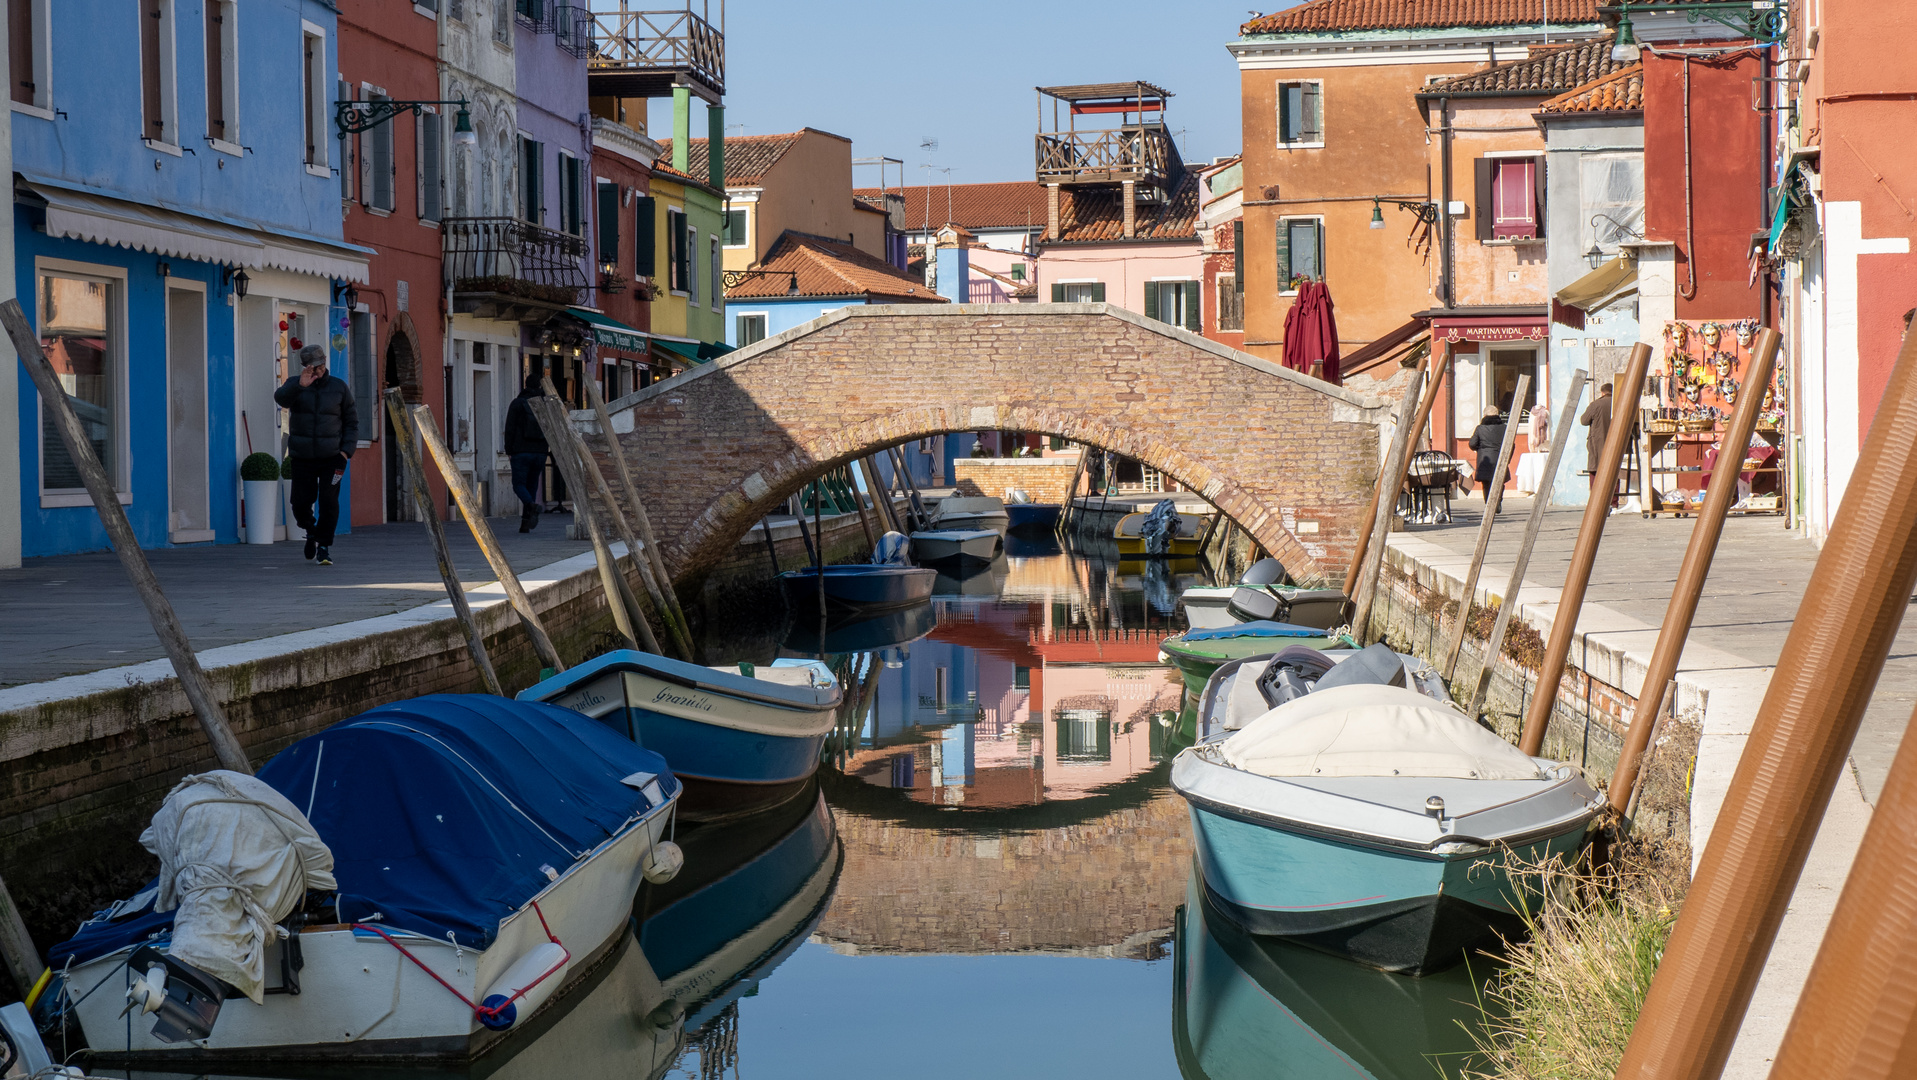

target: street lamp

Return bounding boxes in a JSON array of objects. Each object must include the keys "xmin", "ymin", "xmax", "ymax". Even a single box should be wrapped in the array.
[
  {"xmin": 721, "ymin": 269, "xmax": 801, "ymax": 296},
  {"xmin": 336, "ymin": 97, "xmax": 478, "ymax": 145},
  {"xmin": 1369, "ymin": 197, "xmax": 1442, "ymax": 229},
  {"xmin": 1611, "ymin": 3, "xmax": 1642, "ymax": 63}
]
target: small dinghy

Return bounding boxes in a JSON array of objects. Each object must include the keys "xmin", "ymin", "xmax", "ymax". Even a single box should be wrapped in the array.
[
  {"xmin": 48, "ymin": 695, "xmax": 682, "ymax": 1066},
  {"xmin": 522, "ymin": 652, "xmax": 842, "ymax": 821},
  {"xmin": 1171, "ymin": 673, "xmax": 1602, "ymax": 975},
  {"xmin": 910, "ymin": 528, "xmax": 1000, "ymax": 565},
  {"xmin": 779, "ymin": 532, "xmax": 935, "ymax": 614}
]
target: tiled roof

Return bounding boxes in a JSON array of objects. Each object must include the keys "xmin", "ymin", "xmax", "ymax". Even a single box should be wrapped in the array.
[
  {"xmin": 1047, "ymin": 171, "xmax": 1200, "ymax": 245},
  {"xmin": 657, "ymin": 129, "xmax": 843, "ymax": 187},
  {"xmin": 1422, "ymin": 37, "xmax": 1625, "ymax": 96},
  {"xmin": 1540, "ymin": 62, "xmax": 1644, "ymax": 114},
  {"xmin": 1242, "ymin": 0, "xmax": 1599, "ymax": 34},
  {"xmin": 855, "ymin": 181, "xmax": 1051, "ymax": 233},
  {"xmin": 647, "ymin": 159, "xmax": 721, "ymax": 195},
  {"xmin": 727, "ymin": 231, "xmax": 944, "ymax": 302}
]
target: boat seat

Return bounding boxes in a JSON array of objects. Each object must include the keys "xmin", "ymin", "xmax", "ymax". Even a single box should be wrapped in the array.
[
  {"xmin": 1241, "ymin": 557, "xmax": 1287, "ymax": 586},
  {"xmin": 1314, "ymin": 643, "xmax": 1409, "ymax": 692},
  {"xmin": 1227, "ymin": 586, "xmax": 1281, "ymax": 623}
]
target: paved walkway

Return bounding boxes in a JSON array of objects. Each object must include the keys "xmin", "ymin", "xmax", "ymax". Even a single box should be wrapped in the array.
[
  {"xmin": 0, "ymin": 521, "xmax": 591, "ymax": 688},
  {"xmin": 1395, "ymin": 495, "xmax": 1913, "ymax": 1074}
]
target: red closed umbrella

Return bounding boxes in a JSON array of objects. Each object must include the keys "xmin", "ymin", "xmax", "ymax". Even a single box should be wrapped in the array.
[{"xmin": 1281, "ymin": 282, "xmax": 1342, "ymax": 386}]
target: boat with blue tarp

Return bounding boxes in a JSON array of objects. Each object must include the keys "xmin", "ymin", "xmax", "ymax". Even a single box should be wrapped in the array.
[
  {"xmin": 521, "ymin": 652, "xmax": 842, "ymax": 822},
  {"xmin": 47, "ymin": 695, "xmax": 682, "ymax": 1066}
]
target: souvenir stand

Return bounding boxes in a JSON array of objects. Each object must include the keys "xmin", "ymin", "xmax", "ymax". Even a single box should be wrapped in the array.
[{"xmin": 1641, "ymin": 319, "xmax": 1787, "ymax": 519}]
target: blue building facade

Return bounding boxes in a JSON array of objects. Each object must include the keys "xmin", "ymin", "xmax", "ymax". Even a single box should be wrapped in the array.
[{"xmin": 12, "ymin": 0, "xmax": 369, "ymax": 557}]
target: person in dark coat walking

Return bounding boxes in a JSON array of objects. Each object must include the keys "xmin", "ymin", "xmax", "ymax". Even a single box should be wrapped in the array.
[
  {"xmin": 503, "ymin": 374, "xmax": 550, "ymax": 532},
  {"xmin": 1467, "ymin": 409, "xmax": 1507, "ymax": 498},
  {"xmin": 274, "ymin": 344, "xmax": 358, "ymax": 564},
  {"xmin": 1582, "ymin": 381, "xmax": 1616, "ymax": 507}
]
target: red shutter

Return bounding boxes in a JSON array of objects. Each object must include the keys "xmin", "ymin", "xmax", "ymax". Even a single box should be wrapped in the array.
[{"xmin": 9, "ymin": 0, "xmax": 33, "ymax": 105}]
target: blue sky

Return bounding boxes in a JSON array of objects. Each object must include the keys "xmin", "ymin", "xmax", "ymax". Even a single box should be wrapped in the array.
[{"xmin": 647, "ymin": 2, "xmax": 1302, "ymax": 188}]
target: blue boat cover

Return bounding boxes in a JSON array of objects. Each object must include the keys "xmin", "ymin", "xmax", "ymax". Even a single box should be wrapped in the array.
[
  {"xmin": 50, "ymin": 695, "xmax": 676, "ymax": 965},
  {"xmin": 1178, "ymin": 621, "xmax": 1328, "ymax": 643}
]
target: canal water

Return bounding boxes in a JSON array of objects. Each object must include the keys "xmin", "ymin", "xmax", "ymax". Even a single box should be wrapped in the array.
[{"xmin": 94, "ymin": 536, "xmax": 1492, "ymax": 1080}]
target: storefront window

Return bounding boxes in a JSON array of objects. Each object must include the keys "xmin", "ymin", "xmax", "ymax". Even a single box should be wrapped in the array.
[
  {"xmin": 39, "ymin": 270, "xmax": 121, "ymax": 493},
  {"xmin": 1487, "ymin": 347, "xmax": 1539, "ymax": 420}
]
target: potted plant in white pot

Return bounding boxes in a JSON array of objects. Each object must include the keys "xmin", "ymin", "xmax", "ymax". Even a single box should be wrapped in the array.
[{"xmin": 240, "ymin": 452, "xmax": 279, "ymax": 544}]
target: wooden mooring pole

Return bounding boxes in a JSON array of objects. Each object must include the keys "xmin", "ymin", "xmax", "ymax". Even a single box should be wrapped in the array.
[
  {"xmin": 1, "ymin": 300, "xmax": 251, "ymax": 774},
  {"xmin": 581, "ymin": 374, "xmax": 693, "ymax": 654},
  {"xmin": 383, "ymin": 389, "xmax": 502, "ymax": 695},
  {"xmin": 1517, "ymin": 344, "xmax": 1650, "ymax": 755},
  {"xmin": 1463, "ymin": 371, "xmax": 1586, "ymax": 719},
  {"xmin": 1440, "ymin": 373, "xmax": 1529, "ymax": 683},
  {"xmin": 1347, "ymin": 368, "xmax": 1426, "ymax": 639},
  {"xmin": 529, "ymin": 395, "xmax": 655, "ymax": 655},
  {"xmin": 1345, "ymin": 345, "xmax": 1438, "ymax": 589},
  {"xmin": 860, "ymin": 456, "xmax": 899, "ymax": 535},
  {"xmin": 412, "ymin": 403, "xmax": 565, "ymax": 675},
  {"xmin": 1058, "ymin": 447, "xmax": 1089, "ymax": 536},
  {"xmin": 1615, "ymin": 326, "xmax": 1909, "ymax": 1079}
]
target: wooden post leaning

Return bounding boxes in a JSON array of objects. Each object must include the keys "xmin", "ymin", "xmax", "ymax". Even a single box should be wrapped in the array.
[
  {"xmin": 580, "ymin": 375, "xmax": 693, "ymax": 656},
  {"xmin": 411, "ymin": 403, "xmax": 565, "ymax": 675},
  {"xmin": 0, "ymin": 868, "xmax": 40, "ymax": 1000},
  {"xmin": 1517, "ymin": 344, "xmax": 1651, "ymax": 756},
  {"xmin": 1440, "ymin": 373, "xmax": 1530, "ymax": 683},
  {"xmin": 382, "ymin": 389, "xmax": 502, "ymax": 696},
  {"xmin": 1058, "ymin": 448, "xmax": 1089, "ymax": 535},
  {"xmin": 529, "ymin": 395, "xmax": 653, "ymax": 655},
  {"xmin": 1615, "ymin": 327, "xmax": 1916, "ymax": 1080},
  {"xmin": 860, "ymin": 456, "xmax": 899, "ymax": 535},
  {"xmin": 1347, "ymin": 369, "xmax": 1427, "ymax": 640},
  {"xmin": 1345, "ymin": 345, "xmax": 1438, "ymax": 588},
  {"xmin": 844, "ymin": 466, "xmax": 877, "ymax": 547},
  {"xmin": 1, "ymin": 299, "xmax": 251, "ymax": 774},
  {"xmin": 1464, "ymin": 371, "xmax": 1588, "ymax": 719}
]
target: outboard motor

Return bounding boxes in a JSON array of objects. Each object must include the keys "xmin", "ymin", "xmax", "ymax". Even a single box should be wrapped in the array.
[
  {"xmin": 1314, "ymin": 642, "xmax": 1411, "ymax": 693},
  {"xmin": 1227, "ymin": 586, "xmax": 1282, "ymax": 623},
  {"xmin": 1241, "ymin": 558, "xmax": 1287, "ymax": 586},
  {"xmin": 1255, "ymin": 645, "xmax": 1339, "ymax": 708}
]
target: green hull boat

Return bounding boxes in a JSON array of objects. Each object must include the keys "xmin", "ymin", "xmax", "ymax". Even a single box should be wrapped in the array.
[{"xmin": 1159, "ymin": 622, "xmax": 1358, "ymax": 696}]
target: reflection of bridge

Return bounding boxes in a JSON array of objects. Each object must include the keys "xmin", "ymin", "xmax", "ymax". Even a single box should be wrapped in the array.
[
  {"xmin": 591, "ymin": 305, "xmax": 1388, "ymax": 585},
  {"xmin": 814, "ymin": 793, "xmax": 1190, "ymax": 957}
]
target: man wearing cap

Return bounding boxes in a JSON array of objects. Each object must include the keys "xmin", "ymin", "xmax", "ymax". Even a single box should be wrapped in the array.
[{"xmin": 274, "ymin": 344, "xmax": 358, "ymax": 565}]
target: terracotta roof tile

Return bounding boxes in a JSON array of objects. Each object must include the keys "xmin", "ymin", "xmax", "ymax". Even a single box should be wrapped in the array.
[
  {"xmin": 1047, "ymin": 171, "xmax": 1200, "ymax": 245},
  {"xmin": 1422, "ymin": 36, "xmax": 1625, "ymax": 96},
  {"xmin": 1540, "ymin": 62, "xmax": 1644, "ymax": 114},
  {"xmin": 854, "ymin": 181, "xmax": 1050, "ymax": 233},
  {"xmin": 657, "ymin": 129, "xmax": 844, "ymax": 186},
  {"xmin": 727, "ymin": 231, "xmax": 943, "ymax": 302},
  {"xmin": 1243, "ymin": 0, "xmax": 1598, "ymax": 34}
]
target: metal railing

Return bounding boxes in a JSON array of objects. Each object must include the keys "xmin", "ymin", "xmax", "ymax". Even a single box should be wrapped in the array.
[
  {"xmin": 442, "ymin": 217, "xmax": 588, "ymax": 302},
  {"xmin": 553, "ymin": 5, "xmax": 595, "ymax": 56},
  {"xmin": 588, "ymin": 7, "xmax": 724, "ymax": 94},
  {"xmin": 1035, "ymin": 126, "xmax": 1174, "ymax": 187}
]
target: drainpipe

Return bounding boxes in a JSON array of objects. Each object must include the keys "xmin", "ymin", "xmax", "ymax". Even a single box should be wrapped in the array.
[{"xmin": 1440, "ymin": 95, "xmax": 1456, "ymax": 309}]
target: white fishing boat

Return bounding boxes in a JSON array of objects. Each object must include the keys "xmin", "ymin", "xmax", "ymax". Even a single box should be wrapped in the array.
[
  {"xmin": 929, "ymin": 495, "xmax": 1010, "ymax": 531},
  {"xmin": 47, "ymin": 695, "xmax": 682, "ymax": 1067},
  {"xmin": 910, "ymin": 528, "xmax": 1001, "ymax": 564}
]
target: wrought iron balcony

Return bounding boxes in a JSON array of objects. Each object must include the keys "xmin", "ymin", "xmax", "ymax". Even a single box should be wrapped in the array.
[
  {"xmin": 1036, "ymin": 126, "xmax": 1176, "ymax": 190},
  {"xmin": 554, "ymin": 5, "xmax": 595, "ymax": 57},
  {"xmin": 587, "ymin": 2, "xmax": 725, "ymax": 104},
  {"xmin": 443, "ymin": 217, "xmax": 588, "ymax": 321}
]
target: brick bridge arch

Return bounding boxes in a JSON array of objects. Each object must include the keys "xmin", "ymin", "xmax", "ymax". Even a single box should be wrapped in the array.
[{"xmin": 592, "ymin": 305, "xmax": 1390, "ymax": 585}]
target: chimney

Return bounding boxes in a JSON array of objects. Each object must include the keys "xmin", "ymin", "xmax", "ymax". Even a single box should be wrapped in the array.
[
  {"xmin": 1122, "ymin": 180, "xmax": 1136, "ymax": 239},
  {"xmin": 935, "ymin": 225, "xmax": 970, "ymax": 303},
  {"xmin": 1046, "ymin": 184, "xmax": 1061, "ymax": 241}
]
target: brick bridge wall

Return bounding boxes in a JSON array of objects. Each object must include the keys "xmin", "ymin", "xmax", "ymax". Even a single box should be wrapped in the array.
[
  {"xmin": 588, "ymin": 305, "xmax": 1390, "ymax": 585},
  {"xmin": 951, "ymin": 458, "xmax": 1078, "ymax": 503}
]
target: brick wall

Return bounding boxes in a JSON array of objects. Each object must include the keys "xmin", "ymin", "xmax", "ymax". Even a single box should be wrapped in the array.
[
  {"xmin": 951, "ymin": 459, "xmax": 1079, "ymax": 503},
  {"xmin": 591, "ymin": 304, "xmax": 1389, "ymax": 585}
]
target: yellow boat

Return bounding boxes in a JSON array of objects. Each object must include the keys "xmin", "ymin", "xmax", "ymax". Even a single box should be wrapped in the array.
[{"xmin": 1114, "ymin": 511, "xmax": 1207, "ymax": 557}]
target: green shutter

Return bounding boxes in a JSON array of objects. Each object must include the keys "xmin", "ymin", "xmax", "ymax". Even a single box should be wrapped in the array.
[
  {"xmin": 1091, "ymin": 282, "xmax": 1106, "ymax": 303},
  {"xmin": 1233, "ymin": 222, "xmax": 1244, "ymax": 293},
  {"xmin": 1144, "ymin": 283, "xmax": 1159, "ymax": 322},
  {"xmin": 675, "ymin": 212, "xmax": 690, "ymax": 290},
  {"xmin": 1183, "ymin": 281, "xmax": 1201, "ymax": 331},
  {"xmin": 598, "ymin": 182, "xmax": 619, "ymax": 267},
  {"xmin": 1315, "ymin": 221, "xmax": 1326, "ymax": 280},
  {"xmin": 1051, "ymin": 283, "xmax": 1064, "ymax": 302},
  {"xmin": 1275, "ymin": 220, "xmax": 1291, "ymax": 286},
  {"xmin": 634, "ymin": 196, "xmax": 656, "ymax": 277}
]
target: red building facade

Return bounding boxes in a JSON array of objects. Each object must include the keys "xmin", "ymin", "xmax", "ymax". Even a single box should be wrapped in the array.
[
  {"xmin": 337, "ymin": 0, "xmax": 448, "ymax": 524},
  {"xmin": 588, "ymin": 117, "xmax": 659, "ymax": 400}
]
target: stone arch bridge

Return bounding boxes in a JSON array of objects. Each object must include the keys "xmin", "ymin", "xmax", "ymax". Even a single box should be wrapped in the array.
[{"xmin": 587, "ymin": 304, "xmax": 1391, "ymax": 585}]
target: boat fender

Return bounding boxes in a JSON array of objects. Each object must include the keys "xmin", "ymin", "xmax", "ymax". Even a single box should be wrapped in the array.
[
  {"xmin": 478, "ymin": 942, "xmax": 569, "ymax": 1030},
  {"xmin": 642, "ymin": 841, "xmax": 684, "ymax": 884}
]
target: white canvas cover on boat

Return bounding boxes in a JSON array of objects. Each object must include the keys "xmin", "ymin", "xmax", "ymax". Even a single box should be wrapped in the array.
[
  {"xmin": 140, "ymin": 771, "xmax": 337, "ymax": 1004},
  {"xmin": 1220, "ymin": 684, "xmax": 1544, "ymax": 780}
]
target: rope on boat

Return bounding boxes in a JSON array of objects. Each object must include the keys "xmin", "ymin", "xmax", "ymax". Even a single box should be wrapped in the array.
[{"xmin": 352, "ymin": 899, "xmax": 569, "ymax": 1021}]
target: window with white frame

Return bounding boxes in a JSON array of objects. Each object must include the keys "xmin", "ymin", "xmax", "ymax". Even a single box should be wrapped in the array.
[
  {"xmin": 1277, "ymin": 80, "xmax": 1322, "ymax": 146},
  {"xmin": 736, "ymin": 313, "xmax": 766, "ymax": 346},
  {"xmin": 709, "ymin": 235, "xmax": 721, "ymax": 310},
  {"xmin": 1476, "ymin": 156, "xmax": 1544, "ymax": 241},
  {"xmin": 723, "ymin": 209, "xmax": 748, "ymax": 247},
  {"xmin": 667, "ymin": 206, "xmax": 687, "ymax": 293},
  {"xmin": 140, "ymin": 0, "xmax": 177, "ymax": 146},
  {"xmin": 9, "ymin": 0, "xmax": 51, "ymax": 112},
  {"xmin": 37, "ymin": 266, "xmax": 125, "ymax": 497},
  {"xmin": 1277, "ymin": 217, "xmax": 1324, "ymax": 289},
  {"xmin": 302, "ymin": 25, "xmax": 326, "ymax": 169},
  {"xmin": 1146, "ymin": 280, "xmax": 1200, "ymax": 331},
  {"xmin": 1055, "ymin": 280, "xmax": 1103, "ymax": 303},
  {"xmin": 205, "ymin": 0, "xmax": 236, "ymax": 147}
]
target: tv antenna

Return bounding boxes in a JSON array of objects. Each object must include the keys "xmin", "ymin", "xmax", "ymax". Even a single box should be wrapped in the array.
[{"xmin": 919, "ymin": 136, "xmax": 939, "ymax": 153}]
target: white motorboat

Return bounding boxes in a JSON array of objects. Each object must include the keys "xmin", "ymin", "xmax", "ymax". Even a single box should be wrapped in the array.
[
  {"xmin": 929, "ymin": 496, "xmax": 1010, "ymax": 531},
  {"xmin": 910, "ymin": 529, "xmax": 1001, "ymax": 564},
  {"xmin": 47, "ymin": 694, "xmax": 682, "ymax": 1067}
]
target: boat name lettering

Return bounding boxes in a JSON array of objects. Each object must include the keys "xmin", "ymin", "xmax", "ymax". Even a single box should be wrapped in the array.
[{"xmin": 652, "ymin": 686, "xmax": 715, "ymax": 712}]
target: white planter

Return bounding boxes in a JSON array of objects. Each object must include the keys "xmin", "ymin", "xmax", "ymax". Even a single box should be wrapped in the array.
[{"xmin": 243, "ymin": 479, "xmax": 279, "ymax": 545}]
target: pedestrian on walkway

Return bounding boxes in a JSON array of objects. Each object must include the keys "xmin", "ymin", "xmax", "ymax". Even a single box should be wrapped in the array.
[
  {"xmin": 1467, "ymin": 408, "xmax": 1507, "ymax": 499},
  {"xmin": 504, "ymin": 374, "xmax": 550, "ymax": 533},
  {"xmin": 1582, "ymin": 381, "xmax": 1616, "ymax": 508},
  {"xmin": 274, "ymin": 344, "xmax": 358, "ymax": 565}
]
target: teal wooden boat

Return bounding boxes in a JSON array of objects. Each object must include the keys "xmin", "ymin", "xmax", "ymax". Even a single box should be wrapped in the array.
[
  {"xmin": 1171, "ymin": 682, "xmax": 1602, "ymax": 974},
  {"xmin": 1159, "ymin": 622, "xmax": 1357, "ymax": 696}
]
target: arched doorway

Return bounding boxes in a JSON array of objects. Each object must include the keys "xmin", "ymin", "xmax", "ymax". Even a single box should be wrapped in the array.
[{"xmin": 382, "ymin": 313, "xmax": 425, "ymax": 521}]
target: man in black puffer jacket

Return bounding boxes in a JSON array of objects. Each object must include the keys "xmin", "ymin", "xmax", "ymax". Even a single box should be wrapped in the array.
[{"xmin": 274, "ymin": 344, "xmax": 358, "ymax": 564}]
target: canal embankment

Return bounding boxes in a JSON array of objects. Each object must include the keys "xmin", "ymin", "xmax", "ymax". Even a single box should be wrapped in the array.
[{"xmin": 1372, "ymin": 496, "xmax": 1903, "ymax": 1073}]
